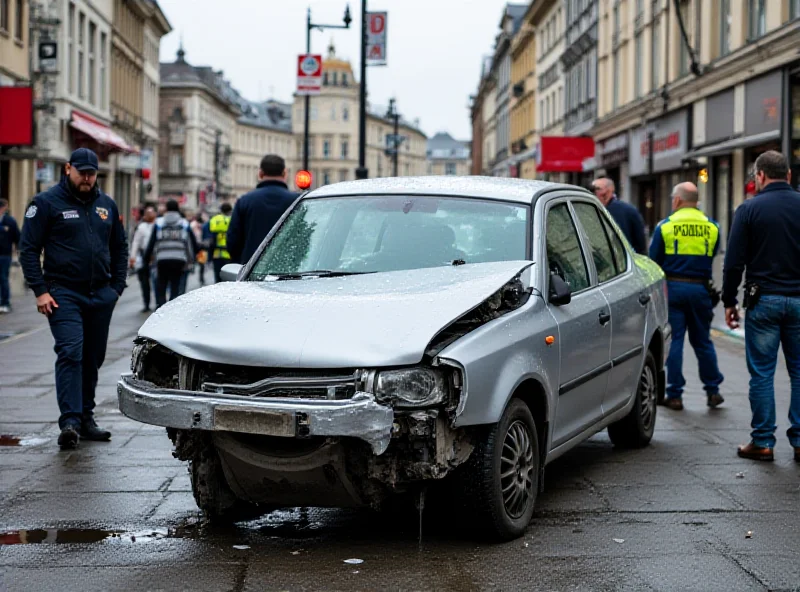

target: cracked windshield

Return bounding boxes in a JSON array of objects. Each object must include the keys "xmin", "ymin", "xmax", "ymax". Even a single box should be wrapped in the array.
[{"xmin": 249, "ymin": 196, "xmax": 529, "ymax": 278}]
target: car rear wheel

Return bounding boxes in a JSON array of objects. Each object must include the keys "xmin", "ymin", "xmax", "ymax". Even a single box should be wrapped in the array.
[
  {"xmin": 607, "ymin": 350, "xmax": 658, "ymax": 448},
  {"xmin": 460, "ymin": 398, "xmax": 539, "ymax": 540}
]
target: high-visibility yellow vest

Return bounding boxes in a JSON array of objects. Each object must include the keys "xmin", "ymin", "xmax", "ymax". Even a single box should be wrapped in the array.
[
  {"xmin": 209, "ymin": 214, "xmax": 231, "ymax": 260},
  {"xmin": 659, "ymin": 207, "xmax": 719, "ymax": 257}
]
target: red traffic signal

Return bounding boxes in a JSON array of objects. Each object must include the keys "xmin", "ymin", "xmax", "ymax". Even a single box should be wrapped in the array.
[{"xmin": 295, "ymin": 170, "xmax": 312, "ymax": 190}]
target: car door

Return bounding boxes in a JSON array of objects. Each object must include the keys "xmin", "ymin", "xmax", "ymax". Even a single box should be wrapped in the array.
[
  {"xmin": 545, "ymin": 201, "xmax": 612, "ymax": 448},
  {"xmin": 571, "ymin": 200, "xmax": 648, "ymax": 416}
]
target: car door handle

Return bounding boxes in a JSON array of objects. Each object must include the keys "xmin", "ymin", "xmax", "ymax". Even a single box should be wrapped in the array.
[
  {"xmin": 638, "ymin": 293, "xmax": 651, "ymax": 306},
  {"xmin": 598, "ymin": 311, "xmax": 611, "ymax": 326}
]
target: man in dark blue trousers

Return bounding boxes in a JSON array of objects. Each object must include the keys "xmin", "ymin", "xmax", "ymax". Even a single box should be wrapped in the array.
[
  {"xmin": 227, "ymin": 154, "xmax": 298, "ymax": 264},
  {"xmin": 0, "ymin": 198, "xmax": 20, "ymax": 313},
  {"xmin": 649, "ymin": 182, "xmax": 724, "ymax": 411},
  {"xmin": 19, "ymin": 148, "xmax": 128, "ymax": 449}
]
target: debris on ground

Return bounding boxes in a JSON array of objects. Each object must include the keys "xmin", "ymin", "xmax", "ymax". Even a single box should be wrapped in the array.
[
  {"xmin": 291, "ymin": 550, "xmax": 302, "ymax": 555},
  {"xmin": 233, "ymin": 545, "xmax": 250, "ymax": 550},
  {"xmin": 745, "ymin": 531, "xmax": 753, "ymax": 539},
  {"xmin": 736, "ymin": 472, "xmax": 746, "ymax": 479},
  {"xmin": 613, "ymin": 538, "xmax": 625, "ymax": 544},
  {"xmin": 344, "ymin": 558, "xmax": 364, "ymax": 565}
]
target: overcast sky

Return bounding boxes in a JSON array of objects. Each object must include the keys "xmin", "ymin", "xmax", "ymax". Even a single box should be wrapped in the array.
[{"xmin": 157, "ymin": 0, "xmax": 513, "ymax": 140}]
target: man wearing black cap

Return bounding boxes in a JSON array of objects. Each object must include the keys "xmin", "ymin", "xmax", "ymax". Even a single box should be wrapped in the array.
[{"xmin": 19, "ymin": 148, "xmax": 129, "ymax": 450}]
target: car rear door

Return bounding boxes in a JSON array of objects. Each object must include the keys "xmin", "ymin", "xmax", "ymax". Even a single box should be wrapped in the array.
[
  {"xmin": 544, "ymin": 200, "xmax": 612, "ymax": 448},
  {"xmin": 571, "ymin": 200, "xmax": 648, "ymax": 416}
]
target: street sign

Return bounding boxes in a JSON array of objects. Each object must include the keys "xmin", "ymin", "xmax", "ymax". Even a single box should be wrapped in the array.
[
  {"xmin": 366, "ymin": 12, "xmax": 387, "ymax": 66},
  {"xmin": 38, "ymin": 41, "xmax": 57, "ymax": 73},
  {"xmin": 385, "ymin": 134, "xmax": 407, "ymax": 149},
  {"xmin": 297, "ymin": 54, "xmax": 323, "ymax": 96}
]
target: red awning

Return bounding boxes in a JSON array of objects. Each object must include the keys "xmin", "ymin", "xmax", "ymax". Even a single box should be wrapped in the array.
[
  {"xmin": 70, "ymin": 110, "xmax": 137, "ymax": 153},
  {"xmin": 536, "ymin": 136, "xmax": 595, "ymax": 173}
]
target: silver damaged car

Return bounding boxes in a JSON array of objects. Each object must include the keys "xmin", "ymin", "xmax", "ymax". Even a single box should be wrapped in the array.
[{"xmin": 118, "ymin": 177, "xmax": 670, "ymax": 540}]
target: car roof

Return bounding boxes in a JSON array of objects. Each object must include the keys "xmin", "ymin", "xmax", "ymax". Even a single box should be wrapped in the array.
[{"xmin": 303, "ymin": 175, "xmax": 593, "ymax": 205}]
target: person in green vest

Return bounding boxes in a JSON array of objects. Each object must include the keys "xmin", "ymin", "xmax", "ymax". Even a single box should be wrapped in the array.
[
  {"xmin": 209, "ymin": 202, "xmax": 232, "ymax": 283},
  {"xmin": 649, "ymin": 182, "xmax": 724, "ymax": 411}
]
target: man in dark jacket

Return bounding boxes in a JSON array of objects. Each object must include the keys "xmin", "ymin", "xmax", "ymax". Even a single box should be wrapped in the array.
[
  {"xmin": 722, "ymin": 151, "xmax": 800, "ymax": 463},
  {"xmin": 592, "ymin": 178, "xmax": 647, "ymax": 254},
  {"xmin": 143, "ymin": 199, "xmax": 198, "ymax": 308},
  {"xmin": 0, "ymin": 198, "xmax": 20, "ymax": 313},
  {"xmin": 19, "ymin": 148, "xmax": 128, "ymax": 449},
  {"xmin": 227, "ymin": 155, "xmax": 298, "ymax": 264}
]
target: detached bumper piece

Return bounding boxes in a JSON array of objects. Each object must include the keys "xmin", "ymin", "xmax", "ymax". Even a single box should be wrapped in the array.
[{"xmin": 117, "ymin": 374, "xmax": 394, "ymax": 454}]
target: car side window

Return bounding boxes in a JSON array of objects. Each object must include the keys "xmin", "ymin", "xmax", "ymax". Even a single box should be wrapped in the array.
[
  {"xmin": 572, "ymin": 202, "xmax": 619, "ymax": 283},
  {"xmin": 545, "ymin": 203, "xmax": 590, "ymax": 293},
  {"xmin": 599, "ymin": 210, "xmax": 628, "ymax": 274}
]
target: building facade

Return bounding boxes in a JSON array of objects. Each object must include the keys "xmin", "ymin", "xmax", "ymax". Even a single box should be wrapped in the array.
[
  {"xmin": 561, "ymin": 0, "xmax": 598, "ymax": 139},
  {"xmin": 593, "ymin": 0, "xmax": 800, "ymax": 246},
  {"xmin": 110, "ymin": 0, "xmax": 170, "ymax": 233},
  {"xmin": 509, "ymin": 7, "xmax": 537, "ymax": 179},
  {"xmin": 426, "ymin": 132, "xmax": 471, "ymax": 176},
  {"xmin": 0, "ymin": 0, "xmax": 34, "ymax": 220},
  {"xmin": 158, "ymin": 47, "xmax": 240, "ymax": 210}
]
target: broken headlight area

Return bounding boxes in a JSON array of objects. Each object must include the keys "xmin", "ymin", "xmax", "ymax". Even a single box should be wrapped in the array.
[
  {"xmin": 372, "ymin": 367, "xmax": 448, "ymax": 408},
  {"xmin": 131, "ymin": 337, "xmax": 179, "ymax": 388}
]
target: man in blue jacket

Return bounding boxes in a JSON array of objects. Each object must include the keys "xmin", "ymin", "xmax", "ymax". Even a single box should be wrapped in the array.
[
  {"xmin": 227, "ymin": 155, "xmax": 298, "ymax": 264},
  {"xmin": 19, "ymin": 148, "xmax": 128, "ymax": 450},
  {"xmin": 0, "ymin": 198, "xmax": 20, "ymax": 313},
  {"xmin": 592, "ymin": 178, "xmax": 647, "ymax": 254},
  {"xmin": 723, "ymin": 151, "xmax": 800, "ymax": 462}
]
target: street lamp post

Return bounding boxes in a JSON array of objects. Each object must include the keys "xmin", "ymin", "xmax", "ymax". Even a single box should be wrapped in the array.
[
  {"xmin": 355, "ymin": 0, "xmax": 368, "ymax": 179},
  {"xmin": 386, "ymin": 98, "xmax": 399, "ymax": 177},
  {"xmin": 303, "ymin": 5, "xmax": 352, "ymax": 173}
]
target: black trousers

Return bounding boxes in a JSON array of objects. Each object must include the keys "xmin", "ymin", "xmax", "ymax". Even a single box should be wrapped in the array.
[
  {"xmin": 47, "ymin": 284, "xmax": 118, "ymax": 428},
  {"xmin": 136, "ymin": 266, "xmax": 152, "ymax": 309},
  {"xmin": 213, "ymin": 259, "xmax": 228, "ymax": 283},
  {"xmin": 156, "ymin": 261, "xmax": 186, "ymax": 308}
]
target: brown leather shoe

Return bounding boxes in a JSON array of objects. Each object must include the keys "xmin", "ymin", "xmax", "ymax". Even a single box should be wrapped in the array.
[
  {"xmin": 707, "ymin": 393, "xmax": 725, "ymax": 408},
  {"xmin": 663, "ymin": 398, "xmax": 684, "ymax": 411},
  {"xmin": 737, "ymin": 442, "xmax": 774, "ymax": 461},
  {"xmin": 794, "ymin": 447, "xmax": 800, "ymax": 463}
]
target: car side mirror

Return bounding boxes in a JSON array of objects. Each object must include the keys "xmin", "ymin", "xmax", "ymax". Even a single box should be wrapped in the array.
[
  {"xmin": 220, "ymin": 263, "xmax": 243, "ymax": 282},
  {"xmin": 549, "ymin": 273, "xmax": 572, "ymax": 306}
]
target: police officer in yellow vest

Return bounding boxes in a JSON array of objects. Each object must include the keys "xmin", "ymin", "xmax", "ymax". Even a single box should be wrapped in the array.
[
  {"xmin": 209, "ymin": 202, "xmax": 232, "ymax": 283},
  {"xmin": 650, "ymin": 182, "xmax": 724, "ymax": 411}
]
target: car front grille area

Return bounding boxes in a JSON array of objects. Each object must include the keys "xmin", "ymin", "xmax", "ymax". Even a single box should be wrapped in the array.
[{"xmin": 199, "ymin": 364, "xmax": 359, "ymax": 401}]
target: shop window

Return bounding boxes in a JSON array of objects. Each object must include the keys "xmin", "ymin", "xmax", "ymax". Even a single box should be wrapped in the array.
[{"xmin": 719, "ymin": 0, "xmax": 731, "ymax": 56}]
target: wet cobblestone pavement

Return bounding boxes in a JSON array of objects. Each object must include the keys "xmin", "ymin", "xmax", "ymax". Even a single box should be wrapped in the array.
[{"xmin": 1, "ymin": 270, "xmax": 799, "ymax": 591}]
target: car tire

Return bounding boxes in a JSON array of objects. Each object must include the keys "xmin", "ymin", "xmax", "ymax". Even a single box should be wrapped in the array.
[
  {"xmin": 460, "ymin": 398, "xmax": 539, "ymax": 541},
  {"xmin": 607, "ymin": 350, "xmax": 658, "ymax": 448},
  {"xmin": 189, "ymin": 439, "xmax": 264, "ymax": 523}
]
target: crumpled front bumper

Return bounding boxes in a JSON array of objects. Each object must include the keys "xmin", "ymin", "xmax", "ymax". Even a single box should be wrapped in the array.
[{"xmin": 117, "ymin": 374, "xmax": 395, "ymax": 454}]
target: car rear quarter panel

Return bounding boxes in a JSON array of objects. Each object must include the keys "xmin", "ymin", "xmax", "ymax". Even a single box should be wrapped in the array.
[{"xmin": 438, "ymin": 295, "xmax": 559, "ymax": 428}]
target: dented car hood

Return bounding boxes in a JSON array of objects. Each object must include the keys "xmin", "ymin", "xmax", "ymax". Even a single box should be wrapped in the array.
[{"xmin": 138, "ymin": 261, "xmax": 533, "ymax": 368}]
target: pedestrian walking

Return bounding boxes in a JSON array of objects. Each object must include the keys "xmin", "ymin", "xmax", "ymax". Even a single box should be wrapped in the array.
[
  {"xmin": 18, "ymin": 148, "xmax": 128, "ymax": 449},
  {"xmin": 129, "ymin": 205, "xmax": 157, "ymax": 312},
  {"xmin": 0, "ymin": 198, "xmax": 21, "ymax": 313},
  {"xmin": 649, "ymin": 182, "xmax": 724, "ymax": 411},
  {"xmin": 209, "ymin": 203, "xmax": 232, "ymax": 282},
  {"xmin": 227, "ymin": 155, "xmax": 298, "ymax": 264},
  {"xmin": 722, "ymin": 150, "xmax": 800, "ymax": 463},
  {"xmin": 143, "ymin": 199, "xmax": 198, "ymax": 308},
  {"xmin": 190, "ymin": 213, "xmax": 207, "ymax": 286},
  {"xmin": 592, "ymin": 177, "xmax": 647, "ymax": 254}
]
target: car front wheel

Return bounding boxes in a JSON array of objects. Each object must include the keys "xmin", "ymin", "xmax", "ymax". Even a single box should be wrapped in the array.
[
  {"xmin": 607, "ymin": 350, "xmax": 658, "ymax": 448},
  {"xmin": 460, "ymin": 398, "xmax": 540, "ymax": 540}
]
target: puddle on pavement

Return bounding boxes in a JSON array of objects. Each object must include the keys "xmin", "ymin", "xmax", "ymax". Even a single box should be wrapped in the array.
[
  {"xmin": 0, "ymin": 525, "xmax": 200, "ymax": 545},
  {"xmin": 0, "ymin": 435, "xmax": 49, "ymax": 447}
]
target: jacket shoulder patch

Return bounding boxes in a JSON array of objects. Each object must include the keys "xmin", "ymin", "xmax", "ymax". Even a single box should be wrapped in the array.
[{"xmin": 25, "ymin": 205, "xmax": 38, "ymax": 218}]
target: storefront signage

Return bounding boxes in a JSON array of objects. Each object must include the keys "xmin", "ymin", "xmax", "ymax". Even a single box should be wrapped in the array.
[
  {"xmin": 597, "ymin": 132, "xmax": 629, "ymax": 169},
  {"xmin": 744, "ymin": 70, "xmax": 782, "ymax": 137},
  {"xmin": 629, "ymin": 109, "xmax": 688, "ymax": 177}
]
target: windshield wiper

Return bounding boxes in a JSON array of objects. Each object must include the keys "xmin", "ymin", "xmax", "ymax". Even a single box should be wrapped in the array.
[{"xmin": 269, "ymin": 270, "xmax": 374, "ymax": 280}]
